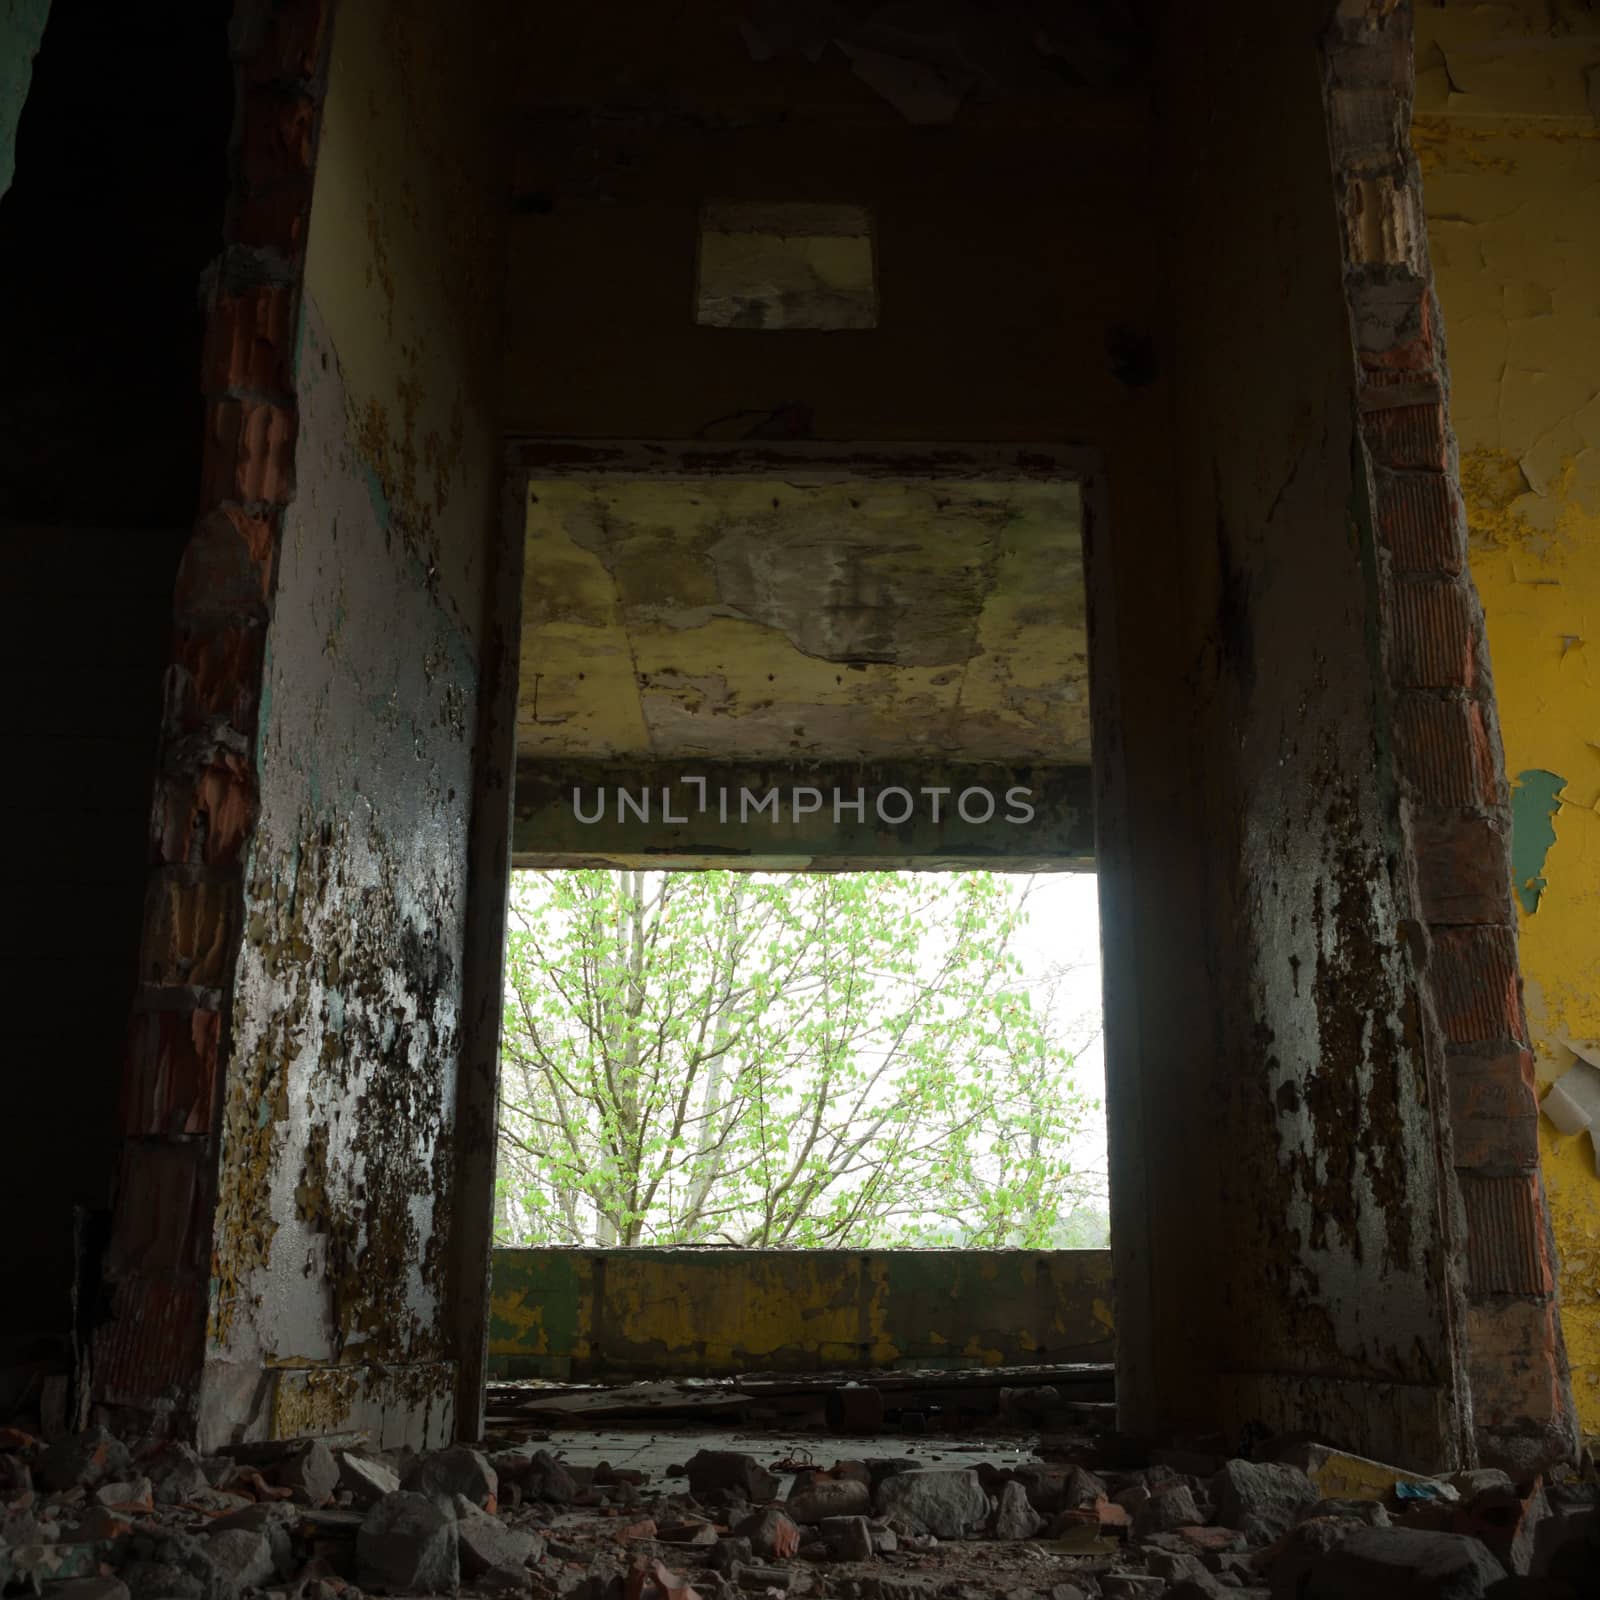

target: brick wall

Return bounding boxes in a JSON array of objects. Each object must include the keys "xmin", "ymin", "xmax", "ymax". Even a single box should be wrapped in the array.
[
  {"xmin": 1320, "ymin": 1, "xmax": 1578, "ymax": 1473},
  {"xmin": 93, "ymin": 0, "xmax": 335, "ymax": 1424}
]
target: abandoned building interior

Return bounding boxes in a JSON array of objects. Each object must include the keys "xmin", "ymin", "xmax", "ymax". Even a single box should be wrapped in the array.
[{"xmin": 4, "ymin": 0, "xmax": 1600, "ymax": 1592}]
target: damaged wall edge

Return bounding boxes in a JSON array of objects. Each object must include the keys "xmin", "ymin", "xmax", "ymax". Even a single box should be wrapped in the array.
[{"xmin": 1320, "ymin": 0, "xmax": 1578, "ymax": 1472}]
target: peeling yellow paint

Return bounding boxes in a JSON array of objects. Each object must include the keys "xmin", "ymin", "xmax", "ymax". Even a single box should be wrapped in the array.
[
  {"xmin": 1417, "ymin": 2, "xmax": 1600, "ymax": 1433},
  {"xmin": 272, "ymin": 1366, "xmax": 361, "ymax": 1438}
]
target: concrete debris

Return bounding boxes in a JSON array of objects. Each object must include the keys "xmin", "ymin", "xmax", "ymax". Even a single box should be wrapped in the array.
[
  {"xmin": 147, "ymin": 1444, "xmax": 213, "ymax": 1506},
  {"xmin": 41, "ymin": 1426, "xmax": 132, "ymax": 1492},
  {"xmin": 654, "ymin": 1519, "xmax": 716, "ymax": 1546},
  {"xmin": 2, "ymin": 1422, "xmax": 1598, "ymax": 1600},
  {"xmin": 480, "ymin": 1562, "xmax": 537, "ymax": 1595},
  {"xmin": 734, "ymin": 1505, "xmax": 801, "ymax": 1558},
  {"xmin": 93, "ymin": 1478, "xmax": 155, "ymax": 1513},
  {"xmin": 1129, "ymin": 1483, "xmax": 1199, "ymax": 1540},
  {"xmin": 1207, "ymin": 1460, "xmax": 1317, "ymax": 1542},
  {"xmin": 456, "ymin": 1494, "xmax": 544, "ymax": 1576},
  {"xmin": 357, "ymin": 1490, "xmax": 461, "ymax": 1593},
  {"xmin": 686, "ymin": 1452, "xmax": 780, "ymax": 1505},
  {"xmin": 1059, "ymin": 1467, "xmax": 1107, "ymax": 1511},
  {"xmin": 278, "ymin": 1441, "xmax": 340, "ymax": 1509},
  {"xmin": 787, "ymin": 1476, "xmax": 872, "ymax": 1524},
  {"xmin": 992, "ymin": 1483, "xmax": 1044, "ymax": 1541},
  {"xmin": 1295, "ymin": 1497, "xmax": 1389, "ymax": 1528},
  {"xmin": 403, "ymin": 1446, "xmax": 500, "ymax": 1512},
  {"xmin": 48, "ymin": 1580, "xmax": 132, "ymax": 1600},
  {"xmin": 204, "ymin": 1525, "xmax": 281, "ymax": 1588},
  {"xmin": 874, "ymin": 1469, "xmax": 989, "ymax": 1539},
  {"xmin": 708, "ymin": 1535, "xmax": 751, "ymax": 1573},
  {"xmin": 627, "ymin": 1557, "xmax": 701, "ymax": 1600},
  {"xmin": 338, "ymin": 1451, "xmax": 403, "ymax": 1507},
  {"xmin": 1266, "ymin": 1522, "xmax": 1506, "ymax": 1596},
  {"xmin": 818, "ymin": 1516, "xmax": 874, "ymax": 1561}
]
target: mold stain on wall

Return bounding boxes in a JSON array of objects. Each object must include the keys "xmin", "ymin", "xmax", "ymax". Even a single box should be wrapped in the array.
[
  {"xmin": 1415, "ymin": 0, "xmax": 1600, "ymax": 1433},
  {"xmin": 206, "ymin": 300, "xmax": 475, "ymax": 1439},
  {"xmin": 199, "ymin": 0, "xmax": 506, "ymax": 1443}
]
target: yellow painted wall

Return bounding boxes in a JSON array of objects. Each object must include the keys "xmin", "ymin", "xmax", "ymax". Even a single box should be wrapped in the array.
[{"xmin": 1414, "ymin": 3, "xmax": 1600, "ymax": 1435}]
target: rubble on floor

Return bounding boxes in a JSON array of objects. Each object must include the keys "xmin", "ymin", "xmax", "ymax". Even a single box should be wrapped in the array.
[
  {"xmin": 482, "ymin": 1369, "xmax": 1114, "ymax": 1433},
  {"xmin": 0, "ymin": 1423, "xmax": 1597, "ymax": 1600}
]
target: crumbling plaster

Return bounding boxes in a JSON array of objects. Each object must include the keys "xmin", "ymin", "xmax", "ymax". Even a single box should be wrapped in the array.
[
  {"xmin": 198, "ymin": 0, "xmax": 508, "ymax": 1446},
  {"xmin": 1415, "ymin": 0, "xmax": 1600, "ymax": 1436},
  {"xmin": 520, "ymin": 477, "xmax": 1088, "ymax": 763}
]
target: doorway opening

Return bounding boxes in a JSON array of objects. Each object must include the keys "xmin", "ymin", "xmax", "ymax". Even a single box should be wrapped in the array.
[{"xmin": 487, "ymin": 441, "xmax": 1112, "ymax": 1450}]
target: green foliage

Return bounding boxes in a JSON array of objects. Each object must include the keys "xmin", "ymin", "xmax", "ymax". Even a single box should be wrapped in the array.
[{"xmin": 495, "ymin": 870, "xmax": 1104, "ymax": 1249}]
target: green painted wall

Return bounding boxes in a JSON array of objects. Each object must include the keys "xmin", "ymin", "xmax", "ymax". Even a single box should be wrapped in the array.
[
  {"xmin": 0, "ymin": 0, "xmax": 51, "ymax": 199},
  {"xmin": 489, "ymin": 1247, "xmax": 1114, "ymax": 1378}
]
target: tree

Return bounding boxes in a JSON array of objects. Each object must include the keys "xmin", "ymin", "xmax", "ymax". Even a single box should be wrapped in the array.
[{"xmin": 495, "ymin": 869, "xmax": 1103, "ymax": 1249}]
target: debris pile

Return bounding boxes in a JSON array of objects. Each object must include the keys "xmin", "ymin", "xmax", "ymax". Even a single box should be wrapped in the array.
[{"xmin": 1, "ymin": 1425, "xmax": 1596, "ymax": 1600}]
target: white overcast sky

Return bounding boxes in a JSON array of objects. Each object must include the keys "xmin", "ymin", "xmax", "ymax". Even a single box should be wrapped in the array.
[{"xmin": 1007, "ymin": 872, "xmax": 1107, "ymax": 1182}]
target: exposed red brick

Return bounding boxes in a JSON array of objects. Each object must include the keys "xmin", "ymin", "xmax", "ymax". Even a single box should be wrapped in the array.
[
  {"xmin": 105, "ymin": 1142, "xmax": 212, "ymax": 1278},
  {"xmin": 233, "ymin": 180, "xmax": 314, "ymax": 256},
  {"xmin": 140, "ymin": 874, "xmax": 238, "ymax": 989},
  {"xmin": 1466, "ymin": 1299, "xmax": 1565, "ymax": 1429},
  {"xmin": 153, "ymin": 762, "xmax": 256, "ymax": 868},
  {"xmin": 1412, "ymin": 810, "xmax": 1512, "ymax": 926},
  {"xmin": 201, "ymin": 283, "xmax": 295, "ymax": 397},
  {"xmin": 93, "ymin": 1274, "xmax": 207, "ymax": 1403},
  {"xmin": 1391, "ymin": 579, "xmax": 1476, "ymax": 688},
  {"xmin": 1461, "ymin": 1172, "xmax": 1552, "ymax": 1296},
  {"xmin": 124, "ymin": 1010, "xmax": 220, "ymax": 1137},
  {"xmin": 1449, "ymin": 1045, "xmax": 1537, "ymax": 1125},
  {"xmin": 193, "ymin": 764, "xmax": 256, "ymax": 865},
  {"xmin": 103, "ymin": 0, "xmax": 330, "ymax": 1427},
  {"xmin": 1452, "ymin": 1108, "xmax": 1540, "ymax": 1175},
  {"xmin": 240, "ymin": 86, "xmax": 318, "ymax": 190},
  {"xmin": 1375, "ymin": 471, "xmax": 1463, "ymax": 575},
  {"xmin": 167, "ymin": 623, "xmax": 267, "ymax": 733},
  {"xmin": 200, "ymin": 397, "xmax": 297, "ymax": 508},
  {"xmin": 1430, "ymin": 926, "xmax": 1525, "ymax": 1046},
  {"xmin": 1393, "ymin": 694, "xmax": 1498, "ymax": 808},
  {"xmin": 233, "ymin": 0, "xmax": 333, "ymax": 84},
  {"xmin": 174, "ymin": 508, "xmax": 278, "ymax": 618},
  {"xmin": 1361, "ymin": 401, "xmax": 1448, "ymax": 470},
  {"xmin": 1452, "ymin": 1049, "xmax": 1536, "ymax": 1177}
]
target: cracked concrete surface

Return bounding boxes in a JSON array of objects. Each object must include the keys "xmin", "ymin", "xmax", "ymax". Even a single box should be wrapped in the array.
[{"xmin": 518, "ymin": 478, "xmax": 1088, "ymax": 763}]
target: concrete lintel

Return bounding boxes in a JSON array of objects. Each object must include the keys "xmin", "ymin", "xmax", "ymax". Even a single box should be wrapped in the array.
[
  {"xmin": 507, "ymin": 437, "xmax": 1098, "ymax": 487},
  {"xmin": 512, "ymin": 758, "xmax": 1093, "ymax": 870}
]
